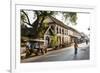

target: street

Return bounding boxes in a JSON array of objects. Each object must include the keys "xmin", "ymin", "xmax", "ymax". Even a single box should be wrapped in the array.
[{"xmin": 21, "ymin": 43, "xmax": 90, "ymax": 63}]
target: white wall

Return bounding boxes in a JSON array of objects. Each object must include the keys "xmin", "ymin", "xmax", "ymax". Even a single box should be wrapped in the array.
[{"xmin": 0, "ymin": 0, "xmax": 100, "ymax": 73}]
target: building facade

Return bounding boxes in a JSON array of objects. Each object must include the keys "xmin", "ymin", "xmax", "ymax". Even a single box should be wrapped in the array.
[
  {"xmin": 43, "ymin": 16, "xmax": 81, "ymax": 48},
  {"xmin": 21, "ymin": 16, "xmax": 81, "ymax": 49}
]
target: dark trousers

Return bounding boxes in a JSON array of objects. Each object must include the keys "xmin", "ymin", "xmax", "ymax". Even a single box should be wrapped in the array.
[{"xmin": 75, "ymin": 48, "xmax": 78, "ymax": 55}]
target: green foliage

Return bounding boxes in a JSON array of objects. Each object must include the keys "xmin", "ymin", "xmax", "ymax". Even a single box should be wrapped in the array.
[
  {"xmin": 37, "ymin": 23, "xmax": 49, "ymax": 38},
  {"xmin": 69, "ymin": 12, "xmax": 77, "ymax": 25},
  {"xmin": 50, "ymin": 34, "xmax": 58, "ymax": 48},
  {"xmin": 62, "ymin": 12, "xmax": 77, "ymax": 25}
]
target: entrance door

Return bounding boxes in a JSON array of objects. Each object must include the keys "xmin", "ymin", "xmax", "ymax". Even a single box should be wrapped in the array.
[{"xmin": 46, "ymin": 36, "xmax": 50, "ymax": 47}]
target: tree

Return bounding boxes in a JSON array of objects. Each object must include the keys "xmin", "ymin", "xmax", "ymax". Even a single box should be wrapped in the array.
[
  {"xmin": 20, "ymin": 10, "xmax": 77, "ymax": 38},
  {"xmin": 61, "ymin": 12, "xmax": 77, "ymax": 25},
  {"xmin": 21, "ymin": 10, "xmax": 77, "ymax": 28}
]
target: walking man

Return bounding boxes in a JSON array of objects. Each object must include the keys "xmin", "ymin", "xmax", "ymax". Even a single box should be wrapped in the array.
[{"xmin": 74, "ymin": 39, "xmax": 78, "ymax": 55}]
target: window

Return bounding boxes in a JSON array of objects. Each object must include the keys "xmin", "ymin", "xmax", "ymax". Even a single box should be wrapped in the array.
[
  {"xmin": 56, "ymin": 26, "xmax": 58, "ymax": 34},
  {"xmin": 62, "ymin": 29, "xmax": 64, "ymax": 34}
]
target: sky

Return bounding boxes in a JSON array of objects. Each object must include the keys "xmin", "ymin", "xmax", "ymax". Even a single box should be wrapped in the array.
[
  {"xmin": 71, "ymin": 13, "xmax": 90, "ymax": 35},
  {"xmin": 69, "ymin": 13, "xmax": 90, "ymax": 35}
]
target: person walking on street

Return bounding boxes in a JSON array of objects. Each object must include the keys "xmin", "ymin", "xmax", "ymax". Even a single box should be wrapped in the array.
[{"xmin": 74, "ymin": 39, "xmax": 78, "ymax": 55}]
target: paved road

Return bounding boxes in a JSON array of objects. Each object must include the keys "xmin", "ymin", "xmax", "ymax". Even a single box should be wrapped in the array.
[{"xmin": 21, "ymin": 43, "xmax": 90, "ymax": 63}]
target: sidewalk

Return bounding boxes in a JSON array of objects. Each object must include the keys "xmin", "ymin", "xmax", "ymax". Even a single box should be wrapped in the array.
[
  {"xmin": 21, "ymin": 43, "xmax": 88, "ymax": 63},
  {"xmin": 21, "ymin": 42, "xmax": 89, "ymax": 62}
]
